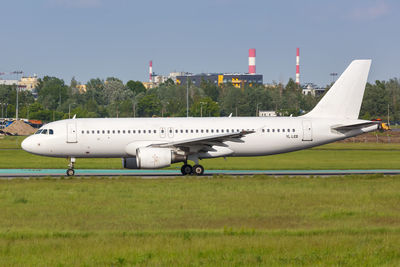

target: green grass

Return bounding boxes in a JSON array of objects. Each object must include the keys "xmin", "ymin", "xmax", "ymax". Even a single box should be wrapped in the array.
[
  {"xmin": 1, "ymin": 135, "xmax": 399, "ymax": 169},
  {"xmin": 0, "ymin": 176, "xmax": 399, "ymax": 265}
]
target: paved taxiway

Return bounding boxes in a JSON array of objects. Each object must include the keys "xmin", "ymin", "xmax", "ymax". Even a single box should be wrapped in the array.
[{"xmin": 0, "ymin": 169, "xmax": 400, "ymax": 177}]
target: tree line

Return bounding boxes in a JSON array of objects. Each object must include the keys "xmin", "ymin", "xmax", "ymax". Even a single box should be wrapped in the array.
[{"xmin": 0, "ymin": 76, "xmax": 399, "ymax": 122}]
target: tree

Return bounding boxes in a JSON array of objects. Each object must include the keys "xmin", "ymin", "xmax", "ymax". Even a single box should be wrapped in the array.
[
  {"xmin": 37, "ymin": 76, "xmax": 68, "ymax": 110},
  {"xmin": 104, "ymin": 80, "xmax": 127, "ymax": 117},
  {"xmin": 137, "ymin": 94, "xmax": 161, "ymax": 117},
  {"xmin": 126, "ymin": 80, "xmax": 146, "ymax": 95},
  {"xmin": 190, "ymin": 97, "xmax": 220, "ymax": 117}
]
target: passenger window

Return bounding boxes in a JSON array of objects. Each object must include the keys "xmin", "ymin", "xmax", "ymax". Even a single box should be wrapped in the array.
[
  {"xmin": 216, "ymin": 129, "xmax": 219, "ymax": 133},
  {"xmin": 107, "ymin": 130, "xmax": 110, "ymax": 134},
  {"xmin": 201, "ymin": 129, "xmax": 204, "ymax": 133},
  {"xmin": 81, "ymin": 130, "xmax": 84, "ymax": 134},
  {"xmin": 190, "ymin": 129, "xmax": 193, "ymax": 133},
  {"xmin": 117, "ymin": 130, "xmax": 120, "ymax": 134},
  {"xmin": 154, "ymin": 130, "xmax": 157, "ymax": 133},
  {"xmin": 206, "ymin": 129, "xmax": 209, "ymax": 133},
  {"xmin": 138, "ymin": 130, "xmax": 141, "ymax": 134},
  {"xmin": 87, "ymin": 130, "xmax": 90, "ymax": 134},
  {"xmin": 262, "ymin": 129, "xmax": 265, "ymax": 133},
  {"xmin": 133, "ymin": 130, "xmax": 136, "ymax": 134},
  {"xmin": 277, "ymin": 129, "xmax": 280, "ymax": 133},
  {"xmin": 97, "ymin": 130, "xmax": 100, "ymax": 134},
  {"xmin": 282, "ymin": 129, "xmax": 285, "ymax": 132},
  {"xmin": 92, "ymin": 130, "xmax": 95, "ymax": 134},
  {"xmin": 123, "ymin": 130, "xmax": 125, "ymax": 134},
  {"xmin": 102, "ymin": 130, "xmax": 105, "ymax": 134},
  {"xmin": 293, "ymin": 129, "xmax": 295, "ymax": 132},
  {"xmin": 272, "ymin": 129, "xmax": 275, "ymax": 132},
  {"xmin": 211, "ymin": 129, "xmax": 214, "ymax": 133},
  {"xmin": 180, "ymin": 129, "xmax": 183, "ymax": 133},
  {"xmin": 144, "ymin": 130, "xmax": 146, "ymax": 134},
  {"xmin": 185, "ymin": 129, "xmax": 188, "ymax": 133},
  {"xmin": 267, "ymin": 129, "xmax": 270, "ymax": 133},
  {"xmin": 112, "ymin": 130, "xmax": 115, "ymax": 134},
  {"xmin": 175, "ymin": 129, "xmax": 178, "ymax": 133},
  {"xmin": 287, "ymin": 129, "xmax": 290, "ymax": 132},
  {"xmin": 49, "ymin": 129, "xmax": 54, "ymax": 135},
  {"xmin": 196, "ymin": 129, "xmax": 199, "ymax": 133},
  {"xmin": 127, "ymin": 130, "xmax": 130, "ymax": 134}
]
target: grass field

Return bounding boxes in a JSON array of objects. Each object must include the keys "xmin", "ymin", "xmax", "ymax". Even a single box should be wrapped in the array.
[
  {"xmin": 0, "ymin": 176, "xmax": 399, "ymax": 265},
  {"xmin": 0, "ymin": 136, "xmax": 400, "ymax": 170}
]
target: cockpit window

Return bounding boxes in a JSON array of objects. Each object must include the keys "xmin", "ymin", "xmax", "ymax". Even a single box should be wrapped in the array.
[
  {"xmin": 42, "ymin": 129, "xmax": 48, "ymax": 134},
  {"xmin": 49, "ymin": 129, "xmax": 54, "ymax": 135},
  {"xmin": 35, "ymin": 129, "xmax": 43, "ymax": 134}
]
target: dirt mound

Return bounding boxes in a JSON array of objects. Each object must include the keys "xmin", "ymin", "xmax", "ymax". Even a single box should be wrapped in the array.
[
  {"xmin": 2, "ymin": 120, "xmax": 36, "ymax": 136},
  {"xmin": 338, "ymin": 130, "xmax": 400, "ymax": 143}
]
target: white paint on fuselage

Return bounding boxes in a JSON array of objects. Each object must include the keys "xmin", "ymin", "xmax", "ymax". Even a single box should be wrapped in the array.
[{"xmin": 21, "ymin": 116, "xmax": 378, "ymax": 159}]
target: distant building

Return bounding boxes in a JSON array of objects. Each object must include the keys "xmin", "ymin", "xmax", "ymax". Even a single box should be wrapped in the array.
[
  {"xmin": 259, "ymin": 110, "xmax": 277, "ymax": 117},
  {"xmin": 176, "ymin": 73, "xmax": 263, "ymax": 89},
  {"xmin": 0, "ymin": 76, "xmax": 39, "ymax": 92},
  {"xmin": 142, "ymin": 82, "xmax": 156, "ymax": 89},
  {"xmin": 76, "ymin": 84, "xmax": 87, "ymax": 93},
  {"xmin": 19, "ymin": 76, "xmax": 39, "ymax": 91},
  {"xmin": 301, "ymin": 83, "xmax": 325, "ymax": 97},
  {"xmin": 0, "ymin": 80, "xmax": 18, "ymax": 86}
]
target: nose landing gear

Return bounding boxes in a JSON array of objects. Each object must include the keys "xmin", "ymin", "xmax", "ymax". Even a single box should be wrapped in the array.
[{"xmin": 67, "ymin": 157, "xmax": 76, "ymax": 176}]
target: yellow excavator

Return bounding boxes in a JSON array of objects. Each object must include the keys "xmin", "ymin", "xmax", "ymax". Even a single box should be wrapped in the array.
[{"xmin": 372, "ymin": 119, "xmax": 390, "ymax": 131}]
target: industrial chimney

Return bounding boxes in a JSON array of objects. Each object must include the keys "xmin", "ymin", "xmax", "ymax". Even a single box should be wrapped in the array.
[
  {"xmin": 149, "ymin": 60, "xmax": 153, "ymax": 82},
  {"xmin": 296, "ymin": 48, "xmax": 300, "ymax": 84},
  {"xmin": 248, "ymin": 48, "xmax": 256, "ymax": 74}
]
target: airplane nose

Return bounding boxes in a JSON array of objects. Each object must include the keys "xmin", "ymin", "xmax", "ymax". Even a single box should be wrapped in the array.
[{"xmin": 21, "ymin": 137, "xmax": 33, "ymax": 153}]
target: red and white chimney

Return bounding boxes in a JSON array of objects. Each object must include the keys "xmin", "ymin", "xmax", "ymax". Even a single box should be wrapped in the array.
[
  {"xmin": 248, "ymin": 48, "xmax": 256, "ymax": 74},
  {"xmin": 149, "ymin": 60, "xmax": 153, "ymax": 82},
  {"xmin": 296, "ymin": 48, "xmax": 300, "ymax": 84}
]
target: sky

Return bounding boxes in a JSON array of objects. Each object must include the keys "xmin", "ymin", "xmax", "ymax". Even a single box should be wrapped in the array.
[{"xmin": 1, "ymin": 0, "xmax": 399, "ymax": 86}]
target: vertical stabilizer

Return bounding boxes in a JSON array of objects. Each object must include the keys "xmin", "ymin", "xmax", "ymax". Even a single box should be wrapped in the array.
[{"xmin": 304, "ymin": 60, "xmax": 371, "ymax": 119}]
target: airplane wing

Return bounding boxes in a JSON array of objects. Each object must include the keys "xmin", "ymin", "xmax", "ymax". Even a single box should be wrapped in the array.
[
  {"xmin": 332, "ymin": 121, "xmax": 380, "ymax": 131},
  {"xmin": 152, "ymin": 130, "xmax": 255, "ymax": 151}
]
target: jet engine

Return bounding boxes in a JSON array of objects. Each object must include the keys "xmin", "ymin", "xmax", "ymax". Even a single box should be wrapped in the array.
[{"xmin": 123, "ymin": 147, "xmax": 186, "ymax": 169}]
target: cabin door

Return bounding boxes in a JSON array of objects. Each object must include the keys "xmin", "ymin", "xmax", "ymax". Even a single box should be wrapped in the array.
[
  {"xmin": 302, "ymin": 120, "xmax": 313, "ymax": 141},
  {"xmin": 67, "ymin": 122, "xmax": 78, "ymax": 143}
]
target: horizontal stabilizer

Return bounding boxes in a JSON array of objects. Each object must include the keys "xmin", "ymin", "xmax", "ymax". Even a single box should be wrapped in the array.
[{"xmin": 332, "ymin": 121, "xmax": 380, "ymax": 131}]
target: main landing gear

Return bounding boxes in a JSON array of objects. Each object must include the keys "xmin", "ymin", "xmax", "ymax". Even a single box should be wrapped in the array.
[
  {"xmin": 67, "ymin": 157, "xmax": 76, "ymax": 176},
  {"xmin": 181, "ymin": 163, "xmax": 204, "ymax": 176}
]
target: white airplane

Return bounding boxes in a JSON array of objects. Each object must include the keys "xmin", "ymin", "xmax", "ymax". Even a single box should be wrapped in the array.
[{"xmin": 22, "ymin": 60, "xmax": 384, "ymax": 176}]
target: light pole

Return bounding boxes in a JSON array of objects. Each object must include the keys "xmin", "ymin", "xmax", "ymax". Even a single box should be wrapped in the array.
[
  {"xmin": 256, "ymin": 103, "xmax": 261, "ymax": 117},
  {"xmin": 186, "ymin": 77, "xmax": 189, "ymax": 117},
  {"xmin": 200, "ymin": 102, "xmax": 206, "ymax": 117},
  {"xmin": 330, "ymin": 72, "xmax": 338, "ymax": 83},
  {"xmin": 68, "ymin": 103, "xmax": 76, "ymax": 119}
]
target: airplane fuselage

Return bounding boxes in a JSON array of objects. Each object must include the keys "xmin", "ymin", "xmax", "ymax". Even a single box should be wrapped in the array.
[{"xmin": 22, "ymin": 116, "xmax": 377, "ymax": 159}]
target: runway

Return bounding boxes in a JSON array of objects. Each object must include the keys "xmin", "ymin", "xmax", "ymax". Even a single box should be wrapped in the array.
[{"xmin": 0, "ymin": 169, "xmax": 400, "ymax": 177}]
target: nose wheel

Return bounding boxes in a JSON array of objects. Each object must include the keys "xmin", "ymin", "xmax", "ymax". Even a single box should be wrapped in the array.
[
  {"xmin": 67, "ymin": 157, "xmax": 76, "ymax": 176},
  {"xmin": 66, "ymin": 169, "xmax": 75, "ymax": 176}
]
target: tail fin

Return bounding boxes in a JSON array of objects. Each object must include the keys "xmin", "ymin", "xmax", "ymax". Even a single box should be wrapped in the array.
[{"xmin": 304, "ymin": 59, "xmax": 371, "ymax": 119}]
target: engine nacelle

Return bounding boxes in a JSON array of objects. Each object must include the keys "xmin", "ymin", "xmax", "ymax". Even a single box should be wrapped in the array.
[
  {"xmin": 135, "ymin": 147, "xmax": 186, "ymax": 169},
  {"xmin": 122, "ymin": 157, "xmax": 139, "ymax": 169}
]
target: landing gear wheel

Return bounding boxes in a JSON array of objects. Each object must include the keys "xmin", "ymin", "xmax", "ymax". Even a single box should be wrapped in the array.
[
  {"xmin": 66, "ymin": 169, "xmax": 75, "ymax": 176},
  {"xmin": 192, "ymin": 165, "xmax": 204, "ymax": 176},
  {"xmin": 181, "ymin": 164, "xmax": 193, "ymax": 175}
]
